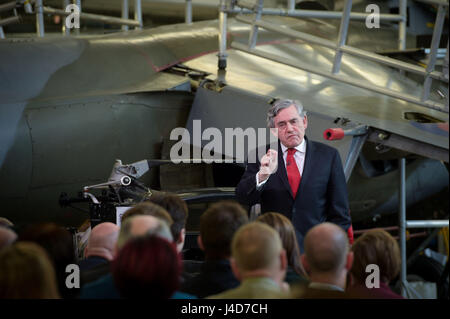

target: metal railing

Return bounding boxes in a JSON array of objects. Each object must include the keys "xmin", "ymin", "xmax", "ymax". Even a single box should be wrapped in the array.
[
  {"xmin": 10, "ymin": 0, "xmax": 145, "ymax": 37},
  {"xmin": 0, "ymin": 1, "xmax": 20, "ymax": 39},
  {"xmin": 221, "ymin": 0, "xmax": 448, "ymax": 113},
  {"xmin": 398, "ymin": 158, "xmax": 449, "ymax": 298}
]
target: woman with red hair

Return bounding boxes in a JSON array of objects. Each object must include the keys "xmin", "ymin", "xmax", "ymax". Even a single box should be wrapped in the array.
[{"xmin": 112, "ymin": 235, "xmax": 182, "ymax": 299}]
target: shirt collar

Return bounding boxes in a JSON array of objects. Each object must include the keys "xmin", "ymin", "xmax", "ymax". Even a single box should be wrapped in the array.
[{"xmin": 280, "ymin": 138, "xmax": 306, "ymax": 154}]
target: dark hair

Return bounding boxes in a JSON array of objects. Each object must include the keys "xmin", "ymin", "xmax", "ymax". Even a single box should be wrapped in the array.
[
  {"xmin": 112, "ymin": 235, "xmax": 181, "ymax": 299},
  {"xmin": 351, "ymin": 229, "xmax": 401, "ymax": 285},
  {"xmin": 257, "ymin": 212, "xmax": 305, "ymax": 277},
  {"xmin": 121, "ymin": 202, "xmax": 173, "ymax": 226},
  {"xmin": 200, "ymin": 201, "xmax": 248, "ymax": 260},
  {"xmin": 18, "ymin": 223, "xmax": 75, "ymax": 298},
  {"xmin": 145, "ymin": 193, "xmax": 188, "ymax": 242}
]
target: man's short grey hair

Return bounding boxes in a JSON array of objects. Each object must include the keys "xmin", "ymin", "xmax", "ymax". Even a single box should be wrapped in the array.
[
  {"xmin": 267, "ymin": 99, "xmax": 307, "ymax": 128},
  {"xmin": 117, "ymin": 216, "xmax": 173, "ymax": 250}
]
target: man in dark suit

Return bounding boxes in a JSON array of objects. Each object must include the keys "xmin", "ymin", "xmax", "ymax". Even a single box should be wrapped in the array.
[{"xmin": 235, "ymin": 99, "xmax": 352, "ymax": 251}]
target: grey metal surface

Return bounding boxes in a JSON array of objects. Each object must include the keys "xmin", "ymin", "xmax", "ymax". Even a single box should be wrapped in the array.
[
  {"xmin": 406, "ymin": 220, "xmax": 450, "ymax": 228},
  {"xmin": 185, "ymin": 86, "xmax": 353, "ymax": 164},
  {"xmin": 399, "ymin": 158, "xmax": 407, "ymax": 297},
  {"xmin": 184, "ymin": 17, "xmax": 448, "ymax": 152}
]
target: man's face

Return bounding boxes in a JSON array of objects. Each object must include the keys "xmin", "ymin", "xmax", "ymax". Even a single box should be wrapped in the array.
[{"xmin": 271, "ymin": 104, "xmax": 308, "ymax": 148}]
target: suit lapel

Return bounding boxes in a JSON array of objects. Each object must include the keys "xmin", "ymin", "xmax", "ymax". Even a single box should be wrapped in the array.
[{"xmin": 276, "ymin": 141, "xmax": 294, "ymax": 198}]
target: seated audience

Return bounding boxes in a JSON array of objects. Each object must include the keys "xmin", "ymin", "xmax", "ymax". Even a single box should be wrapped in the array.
[
  {"xmin": 78, "ymin": 222, "xmax": 120, "ymax": 285},
  {"xmin": 347, "ymin": 229, "xmax": 403, "ymax": 299},
  {"xmin": 181, "ymin": 201, "xmax": 248, "ymax": 298},
  {"xmin": 0, "ymin": 227, "xmax": 17, "ymax": 250},
  {"xmin": 112, "ymin": 235, "xmax": 181, "ymax": 299},
  {"xmin": 0, "ymin": 241, "xmax": 60, "ymax": 298},
  {"xmin": 120, "ymin": 202, "xmax": 173, "ymax": 226},
  {"xmin": 18, "ymin": 223, "xmax": 77, "ymax": 299},
  {"xmin": 145, "ymin": 192, "xmax": 188, "ymax": 253},
  {"xmin": 79, "ymin": 215, "xmax": 179, "ymax": 299},
  {"xmin": 292, "ymin": 222, "xmax": 353, "ymax": 298},
  {"xmin": 208, "ymin": 221, "xmax": 289, "ymax": 299},
  {"xmin": 257, "ymin": 212, "xmax": 308, "ymax": 285}
]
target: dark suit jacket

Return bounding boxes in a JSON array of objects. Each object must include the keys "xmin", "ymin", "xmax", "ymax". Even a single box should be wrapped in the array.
[
  {"xmin": 180, "ymin": 259, "xmax": 240, "ymax": 298},
  {"xmin": 235, "ymin": 137, "xmax": 351, "ymax": 251}
]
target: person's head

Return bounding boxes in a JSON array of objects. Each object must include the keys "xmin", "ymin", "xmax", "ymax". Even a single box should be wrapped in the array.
[
  {"xmin": 231, "ymin": 222, "xmax": 287, "ymax": 284},
  {"xmin": 18, "ymin": 223, "xmax": 76, "ymax": 298},
  {"xmin": 121, "ymin": 202, "xmax": 173, "ymax": 227},
  {"xmin": 0, "ymin": 217, "xmax": 14, "ymax": 228},
  {"xmin": 0, "ymin": 241, "xmax": 59, "ymax": 299},
  {"xmin": 116, "ymin": 215, "xmax": 173, "ymax": 252},
  {"xmin": 198, "ymin": 201, "xmax": 248, "ymax": 260},
  {"xmin": 267, "ymin": 99, "xmax": 308, "ymax": 148},
  {"xmin": 350, "ymin": 229, "xmax": 401, "ymax": 285},
  {"xmin": 302, "ymin": 223, "xmax": 353, "ymax": 288},
  {"xmin": 145, "ymin": 193, "xmax": 188, "ymax": 253},
  {"xmin": 112, "ymin": 235, "xmax": 181, "ymax": 299},
  {"xmin": 0, "ymin": 227, "xmax": 17, "ymax": 250},
  {"xmin": 257, "ymin": 212, "xmax": 306, "ymax": 277},
  {"xmin": 84, "ymin": 222, "xmax": 120, "ymax": 261}
]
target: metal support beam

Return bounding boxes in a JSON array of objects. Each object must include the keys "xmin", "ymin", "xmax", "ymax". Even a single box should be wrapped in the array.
[
  {"xmin": 332, "ymin": 0, "xmax": 352, "ymax": 74},
  {"xmin": 406, "ymin": 220, "xmax": 449, "ymax": 228},
  {"xmin": 399, "ymin": 158, "xmax": 407, "ymax": 298},
  {"xmin": 398, "ymin": 0, "xmax": 407, "ymax": 50},
  {"xmin": 36, "ymin": 0, "xmax": 45, "ymax": 37},
  {"xmin": 287, "ymin": 0, "xmax": 296, "ymax": 11},
  {"xmin": 62, "ymin": 0, "xmax": 70, "ymax": 35},
  {"xmin": 421, "ymin": 4, "xmax": 446, "ymax": 102},
  {"xmin": 185, "ymin": 0, "xmax": 193, "ymax": 24},
  {"xmin": 122, "ymin": 0, "xmax": 129, "ymax": 31},
  {"xmin": 0, "ymin": 26, "xmax": 4, "ymax": 39},
  {"xmin": 230, "ymin": 8, "xmax": 404, "ymax": 21},
  {"xmin": 0, "ymin": 1, "xmax": 16, "ymax": 13},
  {"xmin": 0, "ymin": 16, "xmax": 20, "ymax": 27},
  {"xmin": 72, "ymin": 0, "xmax": 81, "ymax": 35},
  {"xmin": 248, "ymin": 0, "xmax": 264, "ymax": 49},
  {"xmin": 218, "ymin": 0, "xmax": 228, "ymax": 70},
  {"xmin": 344, "ymin": 133, "xmax": 368, "ymax": 182},
  {"xmin": 134, "ymin": 0, "xmax": 142, "ymax": 30}
]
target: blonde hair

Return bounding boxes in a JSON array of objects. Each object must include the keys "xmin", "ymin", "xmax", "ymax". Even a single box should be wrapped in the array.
[
  {"xmin": 232, "ymin": 222, "xmax": 282, "ymax": 272},
  {"xmin": 0, "ymin": 241, "xmax": 60, "ymax": 299}
]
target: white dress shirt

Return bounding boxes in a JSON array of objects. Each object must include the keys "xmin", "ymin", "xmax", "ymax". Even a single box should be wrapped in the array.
[{"xmin": 256, "ymin": 139, "xmax": 306, "ymax": 188}]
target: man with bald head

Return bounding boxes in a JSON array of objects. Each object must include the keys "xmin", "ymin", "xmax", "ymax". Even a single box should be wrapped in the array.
[
  {"xmin": 0, "ymin": 227, "xmax": 17, "ymax": 250},
  {"xmin": 208, "ymin": 222, "xmax": 289, "ymax": 299},
  {"xmin": 80, "ymin": 215, "xmax": 173, "ymax": 299},
  {"xmin": 79, "ymin": 222, "xmax": 120, "ymax": 285},
  {"xmin": 295, "ymin": 222, "xmax": 353, "ymax": 297}
]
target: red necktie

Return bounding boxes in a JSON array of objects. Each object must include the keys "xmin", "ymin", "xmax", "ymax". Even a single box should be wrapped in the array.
[{"xmin": 286, "ymin": 148, "xmax": 301, "ymax": 197}]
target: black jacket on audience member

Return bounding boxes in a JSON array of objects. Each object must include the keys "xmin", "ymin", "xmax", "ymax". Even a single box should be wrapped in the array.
[{"xmin": 181, "ymin": 259, "xmax": 240, "ymax": 298}]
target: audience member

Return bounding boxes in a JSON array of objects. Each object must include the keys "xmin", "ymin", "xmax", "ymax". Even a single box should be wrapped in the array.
[
  {"xmin": 120, "ymin": 202, "xmax": 173, "ymax": 226},
  {"xmin": 348, "ymin": 229, "xmax": 403, "ymax": 299},
  {"xmin": 0, "ymin": 217, "xmax": 14, "ymax": 228},
  {"xmin": 0, "ymin": 241, "xmax": 60, "ymax": 298},
  {"xmin": 78, "ymin": 222, "xmax": 120, "ymax": 285},
  {"xmin": 0, "ymin": 227, "xmax": 17, "ymax": 250},
  {"xmin": 79, "ymin": 215, "xmax": 175, "ymax": 299},
  {"xmin": 18, "ymin": 223, "xmax": 77, "ymax": 299},
  {"xmin": 181, "ymin": 201, "xmax": 248, "ymax": 298},
  {"xmin": 208, "ymin": 222, "xmax": 289, "ymax": 299},
  {"xmin": 292, "ymin": 222, "xmax": 353, "ymax": 298},
  {"xmin": 257, "ymin": 212, "xmax": 308, "ymax": 285},
  {"xmin": 145, "ymin": 192, "xmax": 188, "ymax": 253},
  {"xmin": 112, "ymin": 235, "xmax": 181, "ymax": 299}
]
